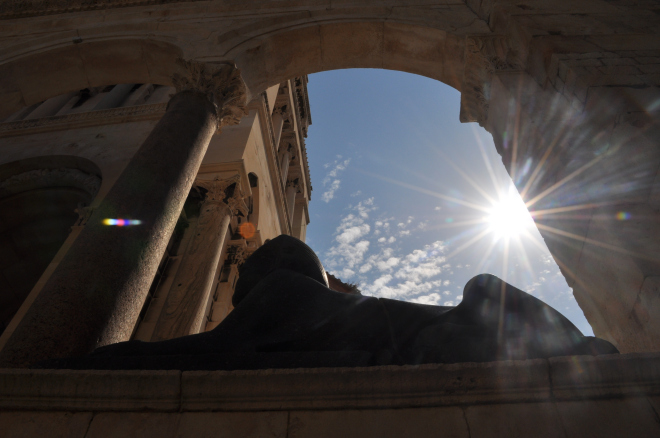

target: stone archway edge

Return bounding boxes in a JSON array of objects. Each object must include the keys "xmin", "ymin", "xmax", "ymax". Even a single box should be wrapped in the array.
[{"xmin": 1, "ymin": 353, "xmax": 659, "ymax": 412}]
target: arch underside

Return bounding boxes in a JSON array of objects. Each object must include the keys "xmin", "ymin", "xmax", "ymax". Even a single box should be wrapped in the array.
[{"xmin": 1, "ymin": 1, "xmax": 660, "ymax": 353}]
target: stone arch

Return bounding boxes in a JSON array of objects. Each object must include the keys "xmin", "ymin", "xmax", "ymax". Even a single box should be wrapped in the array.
[
  {"xmin": 230, "ymin": 21, "xmax": 466, "ymax": 98},
  {"xmin": 0, "ymin": 155, "xmax": 102, "ymax": 336},
  {"xmin": 0, "ymin": 39, "xmax": 183, "ymax": 119}
]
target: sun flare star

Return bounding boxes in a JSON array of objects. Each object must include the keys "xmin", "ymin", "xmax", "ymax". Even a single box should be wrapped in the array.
[{"xmin": 486, "ymin": 187, "xmax": 533, "ymax": 241}]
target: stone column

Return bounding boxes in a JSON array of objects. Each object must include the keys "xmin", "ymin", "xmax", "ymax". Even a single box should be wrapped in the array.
[
  {"xmin": 0, "ymin": 60, "xmax": 248, "ymax": 368},
  {"xmin": 280, "ymin": 143, "xmax": 293, "ymax": 186},
  {"xmin": 151, "ymin": 175, "xmax": 248, "ymax": 341},
  {"xmin": 24, "ymin": 91, "xmax": 78, "ymax": 120},
  {"xmin": 272, "ymin": 105, "xmax": 289, "ymax": 149},
  {"xmin": 285, "ymin": 178, "xmax": 300, "ymax": 225},
  {"xmin": 205, "ymin": 241, "xmax": 249, "ymax": 331},
  {"xmin": 94, "ymin": 84, "xmax": 135, "ymax": 110}
]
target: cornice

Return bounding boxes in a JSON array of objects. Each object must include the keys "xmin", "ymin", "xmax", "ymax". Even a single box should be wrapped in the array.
[
  {"xmin": 0, "ymin": 103, "xmax": 167, "ymax": 138},
  {"xmin": 0, "ymin": 0, "xmax": 205, "ymax": 20}
]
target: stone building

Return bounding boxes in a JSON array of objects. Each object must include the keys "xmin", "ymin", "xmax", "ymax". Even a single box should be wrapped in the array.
[
  {"xmin": 0, "ymin": 77, "xmax": 313, "ymax": 347},
  {"xmin": 1, "ymin": 1, "xmax": 660, "ymax": 437}
]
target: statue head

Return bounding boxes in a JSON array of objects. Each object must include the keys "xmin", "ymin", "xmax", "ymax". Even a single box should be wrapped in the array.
[{"xmin": 233, "ymin": 235, "xmax": 329, "ymax": 306}]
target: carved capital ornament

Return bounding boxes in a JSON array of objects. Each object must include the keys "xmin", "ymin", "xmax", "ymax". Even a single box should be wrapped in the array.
[
  {"xmin": 195, "ymin": 175, "xmax": 249, "ymax": 217},
  {"xmin": 172, "ymin": 59, "xmax": 249, "ymax": 129}
]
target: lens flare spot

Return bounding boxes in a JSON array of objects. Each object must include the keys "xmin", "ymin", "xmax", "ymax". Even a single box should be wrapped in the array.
[
  {"xmin": 103, "ymin": 218, "xmax": 142, "ymax": 226},
  {"xmin": 239, "ymin": 221, "xmax": 256, "ymax": 239},
  {"xmin": 616, "ymin": 211, "xmax": 631, "ymax": 220}
]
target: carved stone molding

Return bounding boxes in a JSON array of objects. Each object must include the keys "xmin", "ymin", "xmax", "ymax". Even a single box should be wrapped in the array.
[
  {"xmin": 0, "ymin": 0, "xmax": 207, "ymax": 19},
  {"xmin": 195, "ymin": 175, "xmax": 249, "ymax": 217},
  {"xmin": 172, "ymin": 59, "xmax": 249, "ymax": 129},
  {"xmin": 0, "ymin": 168, "xmax": 101, "ymax": 198},
  {"xmin": 226, "ymin": 243, "xmax": 248, "ymax": 267},
  {"xmin": 0, "ymin": 103, "xmax": 167, "ymax": 138},
  {"xmin": 279, "ymin": 135, "xmax": 297, "ymax": 155},
  {"xmin": 460, "ymin": 35, "xmax": 525, "ymax": 126}
]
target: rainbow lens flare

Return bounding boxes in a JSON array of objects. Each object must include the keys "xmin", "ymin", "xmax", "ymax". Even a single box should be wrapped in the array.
[
  {"xmin": 103, "ymin": 218, "xmax": 142, "ymax": 226},
  {"xmin": 616, "ymin": 212, "xmax": 631, "ymax": 221}
]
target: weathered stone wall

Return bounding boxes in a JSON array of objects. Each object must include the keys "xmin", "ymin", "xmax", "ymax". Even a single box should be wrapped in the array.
[{"xmin": 2, "ymin": 353, "xmax": 660, "ymax": 437}]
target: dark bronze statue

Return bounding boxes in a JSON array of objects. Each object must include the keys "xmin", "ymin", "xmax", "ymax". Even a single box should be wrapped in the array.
[{"xmin": 39, "ymin": 235, "xmax": 617, "ymax": 370}]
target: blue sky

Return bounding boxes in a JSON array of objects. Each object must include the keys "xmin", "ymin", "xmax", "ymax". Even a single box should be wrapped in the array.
[{"xmin": 303, "ymin": 69, "xmax": 593, "ymax": 336}]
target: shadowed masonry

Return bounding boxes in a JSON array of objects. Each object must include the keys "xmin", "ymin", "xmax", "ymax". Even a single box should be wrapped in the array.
[{"xmin": 40, "ymin": 236, "xmax": 617, "ymax": 371}]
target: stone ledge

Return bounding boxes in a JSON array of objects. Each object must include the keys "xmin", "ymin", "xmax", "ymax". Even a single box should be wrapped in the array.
[
  {"xmin": 0, "ymin": 353, "xmax": 658, "ymax": 412},
  {"xmin": 550, "ymin": 353, "xmax": 660, "ymax": 399},
  {"xmin": 0, "ymin": 103, "xmax": 166, "ymax": 138},
  {"xmin": 0, "ymin": 369, "xmax": 180, "ymax": 412}
]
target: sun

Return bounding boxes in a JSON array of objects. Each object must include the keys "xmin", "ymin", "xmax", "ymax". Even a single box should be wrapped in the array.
[{"xmin": 486, "ymin": 185, "xmax": 533, "ymax": 240}]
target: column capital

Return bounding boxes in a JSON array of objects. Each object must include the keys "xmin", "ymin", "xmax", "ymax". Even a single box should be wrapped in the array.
[
  {"xmin": 172, "ymin": 59, "xmax": 249, "ymax": 129},
  {"xmin": 286, "ymin": 177, "xmax": 301, "ymax": 192},
  {"xmin": 195, "ymin": 175, "xmax": 249, "ymax": 217},
  {"xmin": 273, "ymin": 103, "xmax": 291, "ymax": 119}
]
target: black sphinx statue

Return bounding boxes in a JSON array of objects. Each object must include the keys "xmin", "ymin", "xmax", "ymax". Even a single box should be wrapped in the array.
[{"xmin": 38, "ymin": 235, "xmax": 617, "ymax": 370}]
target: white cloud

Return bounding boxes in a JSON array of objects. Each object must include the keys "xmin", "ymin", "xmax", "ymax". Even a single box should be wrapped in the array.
[
  {"xmin": 376, "ymin": 257, "xmax": 400, "ymax": 271},
  {"xmin": 322, "ymin": 199, "xmax": 450, "ymax": 300},
  {"xmin": 411, "ymin": 293, "xmax": 442, "ymax": 305},
  {"xmin": 321, "ymin": 157, "xmax": 351, "ymax": 203},
  {"xmin": 322, "ymin": 179, "xmax": 341, "ymax": 202},
  {"xmin": 336, "ymin": 224, "xmax": 370, "ymax": 244}
]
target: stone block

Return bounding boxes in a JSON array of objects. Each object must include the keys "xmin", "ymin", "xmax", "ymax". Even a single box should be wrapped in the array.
[
  {"xmin": 556, "ymin": 398, "xmax": 660, "ymax": 437},
  {"xmin": 641, "ymin": 73, "xmax": 660, "ymax": 86},
  {"xmin": 0, "ymin": 411, "xmax": 92, "ymax": 438},
  {"xmin": 288, "ymin": 407, "xmax": 468, "ymax": 438},
  {"xmin": 77, "ymin": 40, "xmax": 151, "ymax": 87},
  {"xmin": 382, "ymin": 22, "xmax": 445, "ymax": 84},
  {"xmin": 550, "ymin": 353, "xmax": 660, "ymax": 400},
  {"xmin": 601, "ymin": 57, "xmax": 637, "ymax": 66},
  {"xmin": 86, "ymin": 413, "xmax": 179, "ymax": 438},
  {"xmin": 597, "ymin": 65, "xmax": 642, "ymax": 76},
  {"xmin": 320, "ymin": 21, "xmax": 383, "ymax": 70},
  {"xmin": 639, "ymin": 64, "xmax": 660, "ymax": 74},
  {"xmin": 636, "ymin": 57, "xmax": 660, "ymax": 64},
  {"xmin": 0, "ymin": 369, "xmax": 181, "ymax": 411},
  {"xmin": 9, "ymin": 45, "xmax": 89, "ymax": 105},
  {"xmin": 266, "ymin": 25, "xmax": 322, "ymax": 85},
  {"xmin": 465, "ymin": 403, "xmax": 564, "ymax": 438},
  {"xmin": 176, "ymin": 412, "xmax": 288, "ymax": 438}
]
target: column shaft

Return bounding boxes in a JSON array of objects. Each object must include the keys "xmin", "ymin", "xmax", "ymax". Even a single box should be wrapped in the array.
[{"xmin": 0, "ymin": 90, "xmax": 217, "ymax": 367}]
